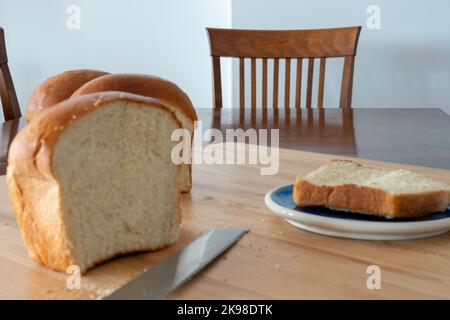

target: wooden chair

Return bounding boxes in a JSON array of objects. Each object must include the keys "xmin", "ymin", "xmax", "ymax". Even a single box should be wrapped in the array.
[
  {"xmin": 0, "ymin": 27, "xmax": 21, "ymax": 121},
  {"xmin": 207, "ymin": 26, "xmax": 361, "ymax": 109}
]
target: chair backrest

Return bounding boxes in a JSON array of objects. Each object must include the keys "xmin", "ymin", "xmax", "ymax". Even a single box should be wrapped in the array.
[
  {"xmin": 207, "ymin": 26, "xmax": 361, "ymax": 109},
  {"xmin": 0, "ymin": 27, "xmax": 21, "ymax": 121}
]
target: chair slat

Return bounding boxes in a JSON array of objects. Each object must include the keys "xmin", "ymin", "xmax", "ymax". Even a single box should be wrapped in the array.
[
  {"xmin": 262, "ymin": 58, "xmax": 268, "ymax": 109},
  {"xmin": 318, "ymin": 58, "xmax": 326, "ymax": 108},
  {"xmin": 273, "ymin": 58, "xmax": 279, "ymax": 108},
  {"xmin": 251, "ymin": 58, "xmax": 256, "ymax": 109},
  {"xmin": 295, "ymin": 58, "xmax": 302, "ymax": 109},
  {"xmin": 211, "ymin": 56, "xmax": 223, "ymax": 109},
  {"xmin": 306, "ymin": 58, "xmax": 314, "ymax": 108},
  {"xmin": 284, "ymin": 58, "xmax": 291, "ymax": 109},
  {"xmin": 340, "ymin": 55, "xmax": 355, "ymax": 108},
  {"xmin": 239, "ymin": 57, "xmax": 245, "ymax": 109},
  {"xmin": 0, "ymin": 64, "xmax": 21, "ymax": 121},
  {"xmin": 0, "ymin": 28, "xmax": 21, "ymax": 121}
]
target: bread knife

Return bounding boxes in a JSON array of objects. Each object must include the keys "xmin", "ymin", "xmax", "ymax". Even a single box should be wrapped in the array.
[{"xmin": 103, "ymin": 227, "xmax": 249, "ymax": 300}]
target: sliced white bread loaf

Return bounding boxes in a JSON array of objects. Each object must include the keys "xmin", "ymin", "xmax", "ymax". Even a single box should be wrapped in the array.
[
  {"xmin": 293, "ymin": 160, "xmax": 450, "ymax": 218},
  {"xmin": 7, "ymin": 92, "xmax": 182, "ymax": 273}
]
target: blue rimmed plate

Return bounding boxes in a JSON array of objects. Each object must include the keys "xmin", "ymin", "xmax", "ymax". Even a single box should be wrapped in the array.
[{"xmin": 265, "ymin": 185, "xmax": 450, "ymax": 240}]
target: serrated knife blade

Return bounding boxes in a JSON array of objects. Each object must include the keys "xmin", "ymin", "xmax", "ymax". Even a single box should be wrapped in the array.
[{"xmin": 103, "ymin": 227, "xmax": 249, "ymax": 300}]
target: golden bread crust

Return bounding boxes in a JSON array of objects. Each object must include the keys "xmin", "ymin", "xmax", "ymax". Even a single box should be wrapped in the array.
[
  {"xmin": 25, "ymin": 69, "xmax": 109, "ymax": 122},
  {"xmin": 71, "ymin": 73, "xmax": 198, "ymax": 122}
]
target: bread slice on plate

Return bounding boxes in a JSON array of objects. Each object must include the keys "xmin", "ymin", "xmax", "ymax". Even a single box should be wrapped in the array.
[
  {"xmin": 293, "ymin": 160, "xmax": 450, "ymax": 218},
  {"xmin": 7, "ymin": 92, "xmax": 182, "ymax": 273}
]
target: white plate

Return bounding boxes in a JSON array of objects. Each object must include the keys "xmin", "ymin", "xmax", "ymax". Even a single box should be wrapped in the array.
[{"xmin": 265, "ymin": 185, "xmax": 450, "ymax": 240}]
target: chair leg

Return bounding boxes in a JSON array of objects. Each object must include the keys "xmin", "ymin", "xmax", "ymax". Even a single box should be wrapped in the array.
[{"xmin": 0, "ymin": 63, "xmax": 21, "ymax": 121}]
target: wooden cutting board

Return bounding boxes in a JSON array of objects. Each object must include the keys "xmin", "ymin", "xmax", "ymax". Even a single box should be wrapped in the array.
[{"xmin": 1, "ymin": 144, "xmax": 450, "ymax": 299}]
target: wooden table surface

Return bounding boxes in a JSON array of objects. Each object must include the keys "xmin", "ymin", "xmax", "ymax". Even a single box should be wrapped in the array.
[
  {"xmin": 1, "ymin": 108, "xmax": 450, "ymax": 299},
  {"xmin": 2, "ymin": 108, "xmax": 450, "ymax": 174},
  {"xmin": 195, "ymin": 108, "xmax": 450, "ymax": 170},
  {"xmin": 1, "ymin": 145, "xmax": 450, "ymax": 299}
]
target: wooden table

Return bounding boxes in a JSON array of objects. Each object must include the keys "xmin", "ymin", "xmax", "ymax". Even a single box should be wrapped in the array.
[
  {"xmin": 3, "ymin": 108, "xmax": 450, "ymax": 174},
  {"xmin": 1, "ymin": 108, "xmax": 450, "ymax": 299},
  {"xmin": 195, "ymin": 108, "xmax": 450, "ymax": 170}
]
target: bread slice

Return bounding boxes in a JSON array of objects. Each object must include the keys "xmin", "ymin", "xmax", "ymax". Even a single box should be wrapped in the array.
[
  {"xmin": 293, "ymin": 160, "xmax": 450, "ymax": 218},
  {"xmin": 7, "ymin": 92, "xmax": 182, "ymax": 273},
  {"xmin": 25, "ymin": 69, "xmax": 109, "ymax": 122},
  {"xmin": 71, "ymin": 74, "xmax": 197, "ymax": 193}
]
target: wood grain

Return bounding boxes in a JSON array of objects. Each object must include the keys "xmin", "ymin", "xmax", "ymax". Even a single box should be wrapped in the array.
[
  {"xmin": 1, "ymin": 144, "xmax": 450, "ymax": 299},
  {"xmin": 207, "ymin": 27, "xmax": 361, "ymax": 58}
]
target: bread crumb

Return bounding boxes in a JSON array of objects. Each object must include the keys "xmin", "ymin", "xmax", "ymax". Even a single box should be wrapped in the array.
[
  {"xmin": 84, "ymin": 284, "xmax": 116, "ymax": 300},
  {"xmin": 94, "ymin": 288, "xmax": 116, "ymax": 300},
  {"xmin": 45, "ymin": 287, "xmax": 57, "ymax": 294},
  {"xmin": 3, "ymin": 220, "xmax": 9, "ymax": 226},
  {"xmin": 261, "ymin": 218, "xmax": 265, "ymax": 222},
  {"xmin": 275, "ymin": 264, "xmax": 280, "ymax": 269}
]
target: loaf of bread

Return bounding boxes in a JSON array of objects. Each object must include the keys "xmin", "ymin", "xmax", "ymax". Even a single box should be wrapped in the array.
[
  {"xmin": 7, "ymin": 92, "xmax": 182, "ymax": 273},
  {"xmin": 26, "ymin": 72, "xmax": 196, "ymax": 193},
  {"xmin": 293, "ymin": 160, "xmax": 450, "ymax": 218},
  {"xmin": 26, "ymin": 69, "xmax": 109, "ymax": 122}
]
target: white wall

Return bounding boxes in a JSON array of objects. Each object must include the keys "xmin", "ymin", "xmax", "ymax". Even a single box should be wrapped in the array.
[
  {"xmin": 1, "ymin": 0, "xmax": 449, "ymax": 121},
  {"xmin": 232, "ymin": 0, "xmax": 450, "ymax": 114},
  {"xmin": 0, "ymin": 0, "xmax": 232, "ymax": 121}
]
